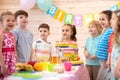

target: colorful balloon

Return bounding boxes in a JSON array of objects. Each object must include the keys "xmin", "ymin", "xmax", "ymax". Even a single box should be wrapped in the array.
[
  {"xmin": 20, "ymin": 0, "xmax": 36, "ymax": 10},
  {"xmin": 37, "ymin": 0, "xmax": 52, "ymax": 11}
]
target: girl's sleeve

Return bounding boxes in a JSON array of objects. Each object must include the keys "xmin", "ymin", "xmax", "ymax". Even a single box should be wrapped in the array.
[{"xmin": 108, "ymin": 33, "xmax": 114, "ymax": 54}]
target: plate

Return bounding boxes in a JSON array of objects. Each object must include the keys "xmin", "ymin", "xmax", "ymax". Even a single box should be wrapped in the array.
[
  {"xmin": 12, "ymin": 72, "xmax": 41, "ymax": 79},
  {"xmin": 70, "ymin": 60, "xmax": 84, "ymax": 65},
  {"xmin": 17, "ymin": 70, "xmax": 35, "ymax": 73}
]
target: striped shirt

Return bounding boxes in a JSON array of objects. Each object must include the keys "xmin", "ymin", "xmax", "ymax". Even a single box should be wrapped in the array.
[
  {"xmin": 32, "ymin": 38, "xmax": 52, "ymax": 61},
  {"xmin": 97, "ymin": 28, "xmax": 113, "ymax": 60}
]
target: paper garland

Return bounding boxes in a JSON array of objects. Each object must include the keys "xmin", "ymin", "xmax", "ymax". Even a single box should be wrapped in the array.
[
  {"xmin": 46, "ymin": 4, "xmax": 100, "ymax": 27},
  {"xmin": 45, "ymin": 1, "xmax": 120, "ymax": 27}
]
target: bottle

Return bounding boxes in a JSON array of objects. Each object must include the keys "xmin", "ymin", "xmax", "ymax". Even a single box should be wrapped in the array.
[{"xmin": 50, "ymin": 46, "xmax": 60, "ymax": 64}]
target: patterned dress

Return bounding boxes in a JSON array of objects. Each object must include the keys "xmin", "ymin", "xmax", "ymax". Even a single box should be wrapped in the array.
[
  {"xmin": 0, "ymin": 31, "xmax": 17, "ymax": 79},
  {"xmin": 111, "ymin": 44, "xmax": 120, "ymax": 80}
]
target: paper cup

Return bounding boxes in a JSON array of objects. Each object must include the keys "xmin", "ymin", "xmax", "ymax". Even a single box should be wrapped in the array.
[
  {"xmin": 48, "ymin": 64, "xmax": 55, "ymax": 72},
  {"xmin": 63, "ymin": 62, "xmax": 72, "ymax": 71}
]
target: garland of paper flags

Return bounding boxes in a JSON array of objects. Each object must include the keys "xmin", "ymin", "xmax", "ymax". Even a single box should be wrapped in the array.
[{"xmin": 20, "ymin": 0, "xmax": 120, "ymax": 27}]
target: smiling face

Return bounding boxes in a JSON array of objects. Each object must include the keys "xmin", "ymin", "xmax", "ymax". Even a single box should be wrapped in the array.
[
  {"xmin": 2, "ymin": 15, "xmax": 15, "ymax": 31},
  {"xmin": 62, "ymin": 25, "xmax": 73, "ymax": 41},
  {"xmin": 88, "ymin": 24, "xmax": 99, "ymax": 37},
  {"xmin": 16, "ymin": 14, "xmax": 28, "ymax": 28},
  {"xmin": 39, "ymin": 28, "xmax": 50, "ymax": 41},
  {"xmin": 99, "ymin": 13, "xmax": 110, "ymax": 28}
]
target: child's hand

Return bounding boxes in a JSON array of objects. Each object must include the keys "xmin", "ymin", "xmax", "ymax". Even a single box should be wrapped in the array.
[
  {"xmin": 1, "ymin": 65, "xmax": 7, "ymax": 75},
  {"xmin": 105, "ymin": 60, "xmax": 110, "ymax": 68},
  {"xmin": 84, "ymin": 52, "xmax": 90, "ymax": 59},
  {"xmin": 90, "ymin": 56, "xmax": 96, "ymax": 60}
]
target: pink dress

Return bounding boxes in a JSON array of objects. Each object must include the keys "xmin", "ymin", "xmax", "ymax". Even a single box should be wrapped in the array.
[{"xmin": 0, "ymin": 31, "xmax": 17, "ymax": 79}]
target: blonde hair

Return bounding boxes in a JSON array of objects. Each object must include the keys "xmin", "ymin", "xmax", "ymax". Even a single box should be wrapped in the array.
[
  {"xmin": 0, "ymin": 11, "xmax": 14, "ymax": 21},
  {"xmin": 113, "ymin": 9, "xmax": 120, "ymax": 45},
  {"xmin": 89, "ymin": 20, "xmax": 103, "ymax": 35}
]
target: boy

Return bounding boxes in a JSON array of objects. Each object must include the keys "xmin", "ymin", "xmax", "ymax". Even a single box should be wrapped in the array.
[
  {"xmin": 32, "ymin": 23, "xmax": 51, "ymax": 62},
  {"xmin": 13, "ymin": 10, "xmax": 33, "ymax": 63}
]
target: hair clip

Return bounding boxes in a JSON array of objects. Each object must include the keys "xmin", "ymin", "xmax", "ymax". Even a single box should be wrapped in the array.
[{"xmin": 117, "ymin": 12, "xmax": 120, "ymax": 17}]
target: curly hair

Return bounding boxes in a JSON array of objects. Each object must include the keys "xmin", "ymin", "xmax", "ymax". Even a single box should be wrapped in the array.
[{"xmin": 89, "ymin": 20, "xmax": 103, "ymax": 35}]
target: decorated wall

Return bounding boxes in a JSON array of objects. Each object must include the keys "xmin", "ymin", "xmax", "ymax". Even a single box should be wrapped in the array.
[{"xmin": 0, "ymin": 0, "xmax": 119, "ymax": 60}]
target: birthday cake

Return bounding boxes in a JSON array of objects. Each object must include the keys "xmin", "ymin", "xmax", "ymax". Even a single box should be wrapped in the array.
[{"xmin": 55, "ymin": 41, "xmax": 80, "ymax": 61}]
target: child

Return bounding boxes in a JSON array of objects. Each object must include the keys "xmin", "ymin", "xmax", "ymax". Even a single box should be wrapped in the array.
[
  {"xmin": 107, "ymin": 32, "xmax": 114, "ymax": 69},
  {"xmin": 0, "ymin": 11, "xmax": 17, "ymax": 79},
  {"xmin": 97, "ymin": 10, "xmax": 113, "ymax": 80},
  {"xmin": 110, "ymin": 9, "xmax": 120, "ymax": 80},
  {"xmin": 62, "ymin": 24, "xmax": 77, "ymax": 41},
  {"xmin": 55, "ymin": 24, "xmax": 80, "ymax": 62},
  {"xmin": 32, "ymin": 23, "xmax": 52, "ymax": 62},
  {"xmin": 13, "ymin": 10, "xmax": 33, "ymax": 63},
  {"xmin": 84, "ymin": 20, "xmax": 103, "ymax": 80}
]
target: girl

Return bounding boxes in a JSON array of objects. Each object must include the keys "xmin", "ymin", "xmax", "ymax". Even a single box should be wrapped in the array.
[
  {"xmin": 57, "ymin": 24, "xmax": 79, "ymax": 62},
  {"xmin": 97, "ymin": 10, "xmax": 113, "ymax": 80},
  {"xmin": 0, "ymin": 11, "xmax": 17, "ymax": 79},
  {"xmin": 84, "ymin": 20, "xmax": 103, "ymax": 80},
  {"xmin": 52, "ymin": 24, "xmax": 78, "ymax": 63},
  {"xmin": 110, "ymin": 9, "xmax": 120, "ymax": 80},
  {"xmin": 62, "ymin": 24, "xmax": 77, "ymax": 41}
]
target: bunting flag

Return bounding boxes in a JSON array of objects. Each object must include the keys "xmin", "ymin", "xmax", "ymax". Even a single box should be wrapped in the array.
[
  {"xmin": 73, "ymin": 15, "xmax": 83, "ymax": 26},
  {"xmin": 54, "ymin": 9, "xmax": 66, "ymax": 22},
  {"xmin": 117, "ymin": 2, "xmax": 120, "ymax": 8},
  {"xmin": 46, "ymin": 4, "xmax": 58, "ymax": 17},
  {"xmin": 83, "ymin": 14, "xmax": 94, "ymax": 27},
  {"xmin": 110, "ymin": 5, "xmax": 119, "ymax": 12},
  {"xmin": 45, "ymin": 1, "xmax": 120, "ymax": 27},
  {"xmin": 93, "ymin": 13, "xmax": 99, "ymax": 21},
  {"xmin": 64, "ymin": 14, "xmax": 74, "ymax": 24}
]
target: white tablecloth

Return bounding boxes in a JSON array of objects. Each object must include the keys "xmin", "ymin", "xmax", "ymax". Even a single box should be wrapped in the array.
[{"xmin": 5, "ymin": 65, "xmax": 90, "ymax": 80}]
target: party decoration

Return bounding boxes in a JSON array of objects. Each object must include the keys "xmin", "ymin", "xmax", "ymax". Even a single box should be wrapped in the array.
[
  {"xmin": 74, "ymin": 15, "xmax": 83, "ymax": 26},
  {"xmin": 54, "ymin": 9, "xmax": 66, "ymax": 22},
  {"xmin": 64, "ymin": 14, "xmax": 74, "ymax": 24},
  {"xmin": 93, "ymin": 13, "xmax": 99, "ymax": 21},
  {"xmin": 117, "ymin": 2, "xmax": 120, "ymax": 8},
  {"xmin": 20, "ymin": 0, "xmax": 36, "ymax": 10},
  {"xmin": 46, "ymin": 1, "xmax": 120, "ymax": 26},
  {"xmin": 46, "ymin": 4, "xmax": 58, "ymax": 17},
  {"xmin": 110, "ymin": 5, "xmax": 119, "ymax": 12},
  {"xmin": 37, "ymin": 0, "xmax": 52, "ymax": 11},
  {"xmin": 83, "ymin": 14, "xmax": 94, "ymax": 27},
  {"xmin": 19, "ymin": 0, "xmax": 120, "ymax": 27}
]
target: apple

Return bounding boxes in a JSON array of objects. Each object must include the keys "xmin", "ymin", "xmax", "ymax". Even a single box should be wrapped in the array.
[{"xmin": 27, "ymin": 61, "xmax": 36, "ymax": 66}]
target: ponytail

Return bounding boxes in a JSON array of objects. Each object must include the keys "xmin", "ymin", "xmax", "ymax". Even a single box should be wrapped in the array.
[
  {"xmin": 71, "ymin": 25, "xmax": 77, "ymax": 41},
  {"xmin": 63, "ymin": 24, "xmax": 77, "ymax": 41}
]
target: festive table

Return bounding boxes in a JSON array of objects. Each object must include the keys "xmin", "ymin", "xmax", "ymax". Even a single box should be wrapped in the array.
[{"xmin": 5, "ymin": 65, "xmax": 90, "ymax": 80}]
